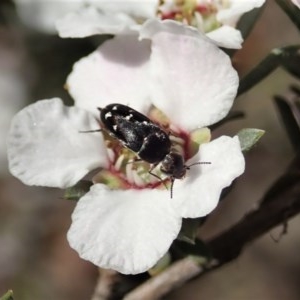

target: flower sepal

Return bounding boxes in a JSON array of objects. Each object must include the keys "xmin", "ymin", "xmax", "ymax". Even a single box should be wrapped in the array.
[
  {"xmin": 148, "ymin": 252, "xmax": 172, "ymax": 276},
  {"xmin": 63, "ymin": 180, "xmax": 93, "ymax": 201}
]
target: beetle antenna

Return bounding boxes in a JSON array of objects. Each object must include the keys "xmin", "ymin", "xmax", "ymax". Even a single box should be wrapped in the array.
[
  {"xmin": 149, "ymin": 165, "xmax": 168, "ymax": 190},
  {"xmin": 80, "ymin": 108, "xmax": 103, "ymax": 133},
  {"xmin": 185, "ymin": 161, "xmax": 211, "ymax": 170},
  {"xmin": 170, "ymin": 177, "xmax": 175, "ymax": 199},
  {"xmin": 79, "ymin": 129, "xmax": 102, "ymax": 133}
]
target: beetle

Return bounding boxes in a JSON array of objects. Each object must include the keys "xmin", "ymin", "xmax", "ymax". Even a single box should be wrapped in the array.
[{"xmin": 83, "ymin": 103, "xmax": 210, "ymax": 197}]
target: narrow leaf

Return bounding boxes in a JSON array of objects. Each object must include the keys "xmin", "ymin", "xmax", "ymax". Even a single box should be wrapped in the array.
[
  {"xmin": 0, "ymin": 290, "xmax": 13, "ymax": 300},
  {"xmin": 281, "ymin": 47, "xmax": 300, "ymax": 79},
  {"xmin": 238, "ymin": 49, "xmax": 282, "ymax": 96},
  {"xmin": 291, "ymin": 85, "xmax": 300, "ymax": 97},
  {"xmin": 275, "ymin": 0, "xmax": 300, "ymax": 31},
  {"xmin": 238, "ymin": 45, "xmax": 300, "ymax": 96},
  {"xmin": 237, "ymin": 5, "xmax": 265, "ymax": 40},
  {"xmin": 148, "ymin": 252, "xmax": 171, "ymax": 276},
  {"xmin": 274, "ymin": 92, "xmax": 300, "ymax": 152},
  {"xmin": 177, "ymin": 218, "xmax": 203, "ymax": 244},
  {"xmin": 237, "ymin": 128, "xmax": 265, "ymax": 152}
]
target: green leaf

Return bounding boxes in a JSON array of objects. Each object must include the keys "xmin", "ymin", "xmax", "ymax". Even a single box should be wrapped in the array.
[
  {"xmin": 237, "ymin": 5, "xmax": 266, "ymax": 40},
  {"xmin": 238, "ymin": 46, "xmax": 300, "ymax": 96},
  {"xmin": 275, "ymin": 0, "xmax": 300, "ymax": 31},
  {"xmin": 177, "ymin": 218, "xmax": 204, "ymax": 244},
  {"xmin": 0, "ymin": 290, "xmax": 13, "ymax": 300},
  {"xmin": 148, "ymin": 252, "xmax": 171, "ymax": 276},
  {"xmin": 281, "ymin": 47, "xmax": 300, "ymax": 79},
  {"xmin": 237, "ymin": 128, "xmax": 265, "ymax": 152},
  {"xmin": 224, "ymin": 5, "xmax": 265, "ymax": 57},
  {"xmin": 63, "ymin": 180, "xmax": 93, "ymax": 201},
  {"xmin": 274, "ymin": 90, "xmax": 300, "ymax": 152},
  {"xmin": 178, "ymin": 219, "xmax": 198, "ymax": 244},
  {"xmin": 238, "ymin": 48, "xmax": 282, "ymax": 96}
]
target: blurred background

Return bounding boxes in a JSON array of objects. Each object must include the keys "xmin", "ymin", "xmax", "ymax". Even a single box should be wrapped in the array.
[{"xmin": 0, "ymin": 1, "xmax": 300, "ymax": 299}]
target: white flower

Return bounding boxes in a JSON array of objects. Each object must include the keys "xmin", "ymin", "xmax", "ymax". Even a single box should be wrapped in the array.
[
  {"xmin": 55, "ymin": 0, "xmax": 265, "ymax": 49},
  {"xmin": 7, "ymin": 20, "xmax": 245, "ymax": 274},
  {"xmin": 13, "ymin": 0, "xmax": 157, "ymax": 34},
  {"xmin": 159, "ymin": 0, "xmax": 266, "ymax": 48},
  {"xmin": 14, "ymin": 0, "xmax": 265, "ymax": 47}
]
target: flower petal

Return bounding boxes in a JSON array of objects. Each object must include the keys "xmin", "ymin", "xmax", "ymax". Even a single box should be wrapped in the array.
[
  {"xmin": 14, "ymin": 0, "xmax": 83, "ymax": 34},
  {"xmin": 206, "ymin": 26, "xmax": 243, "ymax": 49},
  {"xmin": 56, "ymin": 6, "xmax": 137, "ymax": 38},
  {"xmin": 291, "ymin": 0, "xmax": 300, "ymax": 8},
  {"xmin": 8, "ymin": 98, "xmax": 108, "ymax": 188},
  {"xmin": 140, "ymin": 20, "xmax": 239, "ymax": 131},
  {"xmin": 87, "ymin": 0, "xmax": 158, "ymax": 19},
  {"xmin": 217, "ymin": 0, "xmax": 266, "ymax": 26},
  {"xmin": 68, "ymin": 184, "xmax": 181, "ymax": 274},
  {"xmin": 172, "ymin": 136, "xmax": 245, "ymax": 218},
  {"xmin": 67, "ymin": 34, "xmax": 152, "ymax": 115}
]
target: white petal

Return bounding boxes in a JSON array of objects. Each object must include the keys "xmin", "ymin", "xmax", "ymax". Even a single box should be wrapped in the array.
[
  {"xmin": 68, "ymin": 184, "xmax": 181, "ymax": 274},
  {"xmin": 8, "ymin": 98, "xmax": 108, "ymax": 188},
  {"xmin": 206, "ymin": 26, "xmax": 243, "ymax": 49},
  {"xmin": 67, "ymin": 34, "xmax": 152, "ymax": 115},
  {"xmin": 291, "ymin": 0, "xmax": 300, "ymax": 8},
  {"xmin": 56, "ymin": 6, "xmax": 137, "ymax": 38},
  {"xmin": 140, "ymin": 18, "xmax": 203, "ymax": 40},
  {"xmin": 217, "ymin": 0, "xmax": 266, "ymax": 26},
  {"xmin": 172, "ymin": 136, "xmax": 245, "ymax": 218},
  {"xmin": 140, "ymin": 20, "xmax": 239, "ymax": 130},
  {"xmin": 14, "ymin": 0, "xmax": 83, "ymax": 34},
  {"xmin": 87, "ymin": 0, "xmax": 158, "ymax": 19}
]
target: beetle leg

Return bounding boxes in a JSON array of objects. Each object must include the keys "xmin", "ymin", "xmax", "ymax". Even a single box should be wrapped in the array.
[{"xmin": 148, "ymin": 164, "xmax": 168, "ymax": 190}]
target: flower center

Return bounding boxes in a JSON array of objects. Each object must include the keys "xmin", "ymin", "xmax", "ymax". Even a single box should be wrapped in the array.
[
  {"xmin": 99, "ymin": 131, "xmax": 189, "ymax": 191},
  {"xmin": 157, "ymin": 0, "xmax": 230, "ymax": 32},
  {"xmin": 93, "ymin": 107, "xmax": 196, "ymax": 192}
]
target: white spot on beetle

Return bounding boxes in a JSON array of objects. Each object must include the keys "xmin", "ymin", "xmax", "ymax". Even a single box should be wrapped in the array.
[
  {"xmin": 105, "ymin": 112, "xmax": 112, "ymax": 118},
  {"xmin": 113, "ymin": 125, "xmax": 117, "ymax": 131},
  {"xmin": 112, "ymin": 106, "xmax": 118, "ymax": 110},
  {"xmin": 125, "ymin": 114, "xmax": 133, "ymax": 120}
]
